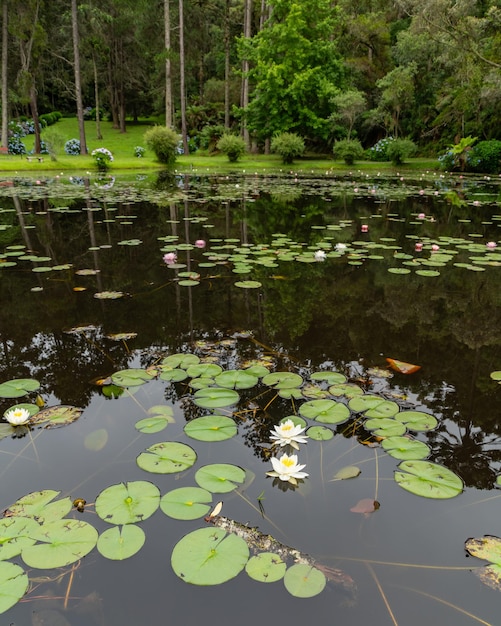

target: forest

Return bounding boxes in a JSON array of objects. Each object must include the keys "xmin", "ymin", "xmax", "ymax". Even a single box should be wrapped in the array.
[{"xmin": 1, "ymin": 0, "xmax": 500, "ymax": 159}]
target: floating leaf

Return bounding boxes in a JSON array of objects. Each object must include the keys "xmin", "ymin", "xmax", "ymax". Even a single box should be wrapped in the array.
[
  {"xmin": 0, "ymin": 378, "xmax": 40, "ymax": 399},
  {"xmin": 0, "ymin": 562, "xmax": 29, "ymax": 614},
  {"xmin": 4, "ymin": 490, "xmax": 70, "ymax": 523},
  {"xmin": 394, "ymin": 410, "xmax": 438, "ymax": 432},
  {"xmin": 301, "ymin": 384, "xmax": 330, "ymax": 399},
  {"xmin": 262, "ymin": 371, "xmax": 303, "ymax": 389},
  {"xmin": 306, "ymin": 426, "xmax": 334, "ymax": 441},
  {"xmin": 394, "ymin": 460, "xmax": 463, "ymax": 499},
  {"xmin": 193, "ymin": 387, "xmax": 240, "ymax": 409},
  {"xmin": 0, "ymin": 517, "xmax": 39, "ymax": 560},
  {"xmin": 364, "ymin": 400, "xmax": 400, "ymax": 418},
  {"xmin": 22, "ymin": 519, "xmax": 98, "ymax": 568},
  {"xmin": 471, "ymin": 563, "xmax": 501, "ymax": 592},
  {"xmin": 381, "ymin": 436, "xmax": 430, "ymax": 460},
  {"xmin": 348, "ymin": 395, "xmax": 387, "ymax": 413},
  {"xmin": 213, "ymin": 369, "xmax": 258, "ymax": 390},
  {"xmin": 162, "ymin": 353, "xmax": 200, "ymax": 369},
  {"xmin": 329, "ymin": 383, "xmax": 363, "ymax": 398},
  {"xmin": 195, "ymin": 464, "xmax": 246, "ymax": 493},
  {"xmin": 364, "ymin": 417, "xmax": 406, "ymax": 437},
  {"xmin": 84, "ymin": 428, "xmax": 108, "ymax": 451},
  {"xmin": 310, "ymin": 371, "xmax": 347, "ymax": 384},
  {"xmin": 160, "ymin": 487, "xmax": 212, "ymax": 520},
  {"xmin": 386, "ymin": 358, "xmax": 421, "ymax": 374},
  {"xmin": 3, "ymin": 403, "xmax": 39, "ymax": 420},
  {"xmin": 171, "ymin": 527, "xmax": 249, "ymax": 585},
  {"xmin": 184, "ymin": 415, "xmax": 237, "ymax": 441},
  {"xmin": 94, "ymin": 290, "xmax": 124, "ymax": 299},
  {"xmin": 136, "ymin": 442, "xmax": 197, "ymax": 474},
  {"xmin": 331, "ymin": 466, "xmax": 361, "ymax": 481},
  {"xmin": 283, "ymin": 564, "xmax": 326, "ymax": 598},
  {"xmin": 135, "ymin": 416, "xmax": 170, "ymax": 434},
  {"xmin": 465, "ymin": 535, "xmax": 501, "ymax": 566},
  {"xmin": 95, "ymin": 481, "xmax": 160, "ymax": 524},
  {"xmin": 106, "ymin": 332, "xmax": 138, "ymax": 341},
  {"xmin": 186, "ymin": 363, "xmax": 223, "ymax": 378},
  {"xmin": 111, "ymin": 368, "xmax": 156, "ymax": 387},
  {"xmin": 97, "ymin": 525, "xmax": 145, "ymax": 560},
  {"xmin": 235, "ymin": 280, "xmax": 262, "ymax": 288},
  {"xmin": 30, "ymin": 405, "xmax": 83, "ymax": 428},
  {"xmin": 490, "ymin": 371, "xmax": 501, "ymax": 383},
  {"xmin": 350, "ymin": 498, "xmax": 380, "ymax": 515},
  {"xmin": 245, "ymin": 553, "xmax": 286, "ymax": 583},
  {"xmin": 299, "ymin": 399, "xmax": 350, "ymax": 424},
  {"xmin": 159, "ymin": 366, "xmax": 188, "ymax": 382}
]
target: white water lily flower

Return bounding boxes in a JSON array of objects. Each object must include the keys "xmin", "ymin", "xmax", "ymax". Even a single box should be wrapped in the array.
[
  {"xmin": 335, "ymin": 243, "xmax": 347, "ymax": 251},
  {"xmin": 270, "ymin": 419, "xmax": 308, "ymax": 450},
  {"xmin": 267, "ymin": 453, "xmax": 308, "ymax": 484},
  {"xmin": 5, "ymin": 407, "xmax": 31, "ymax": 426},
  {"xmin": 314, "ymin": 250, "xmax": 326, "ymax": 261}
]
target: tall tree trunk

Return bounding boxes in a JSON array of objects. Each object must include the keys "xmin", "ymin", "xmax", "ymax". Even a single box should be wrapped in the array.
[
  {"xmin": 92, "ymin": 52, "xmax": 102, "ymax": 140},
  {"xmin": 224, "ymin": 0, "xmax": 230, "ymax": 129},
  {"xmin": 1, "ymin": 0, "xmax": 8, "ymax": 149},
  {"xmin": 29, "ymin": 83, "xmax": 41, "ymax": 153},
  {"xmin": 71, "ymin": 0, "xmax": 87, "ymax": 154},
  {"xmin": 179, "ymin": 0, "xmax": 188, "ymax": 154},
  {"xmin": 241, "ymin": 0, "xmax": 252, "ymax": 149},
  {"xmin": 164, "ymin": 0, "xmax": 173, "ymax": 128}
]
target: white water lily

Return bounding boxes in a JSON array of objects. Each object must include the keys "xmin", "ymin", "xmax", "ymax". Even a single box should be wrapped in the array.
[
  {"xmin": 335, "ymin": 243, "xmax": 347, "ymax": 251},
  {"xmin": 314, "ymin": 250, "xmax": 326, "ymax": 261},
  {"xmin": 5, "ymin": 407, "xmax": 31, "ymax": 426},
  {"xmin": 270, "ymin": 419, "xmax": 308, "ymax": 450},
  {"xmin": 267, "ymin": 453, "xmax": 308, "ymax": 484}
]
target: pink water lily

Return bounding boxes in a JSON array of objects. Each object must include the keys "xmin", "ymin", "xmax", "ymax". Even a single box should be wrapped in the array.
[
  {"xmin": 195, "ymin": 239, "xmax": 206, "ymax": 249},
  {"xmin": 163, "ymin": 252, "xmax": 177, "ymax": 264}
]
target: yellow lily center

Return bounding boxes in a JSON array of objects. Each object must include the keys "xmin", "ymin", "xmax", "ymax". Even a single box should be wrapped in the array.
[{"xmin": 282, "ymin": 457, "xmax": 295, "ymax": 467}]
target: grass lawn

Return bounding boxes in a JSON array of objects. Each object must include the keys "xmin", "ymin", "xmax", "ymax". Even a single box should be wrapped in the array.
[{"xmin": 0, "ymin": 116, "xmax": 441, "ymax": 175}]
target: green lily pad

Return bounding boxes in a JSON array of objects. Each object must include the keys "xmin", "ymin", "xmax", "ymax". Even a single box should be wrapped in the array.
[
  {"xmin": 95, "ymin": 481, "xmax": 160, "ymax": 524},
  {"xmin": 242, "ymin": 364, "xmax": 270, "ymax": 378},
  {"xmin": 306, "ymin": 426, "xmax": 334, "ymax": 441},
  {"xmin": 184, "ymin": 415, "xmax": 237, "ymax": 441},
  {"xmin": 364, "ymin": 400, "xmax": 400, "ymax": 418},
  {"xmin": 94, "ymin": 290, "xmax": 124, "ymax": 299},
  {"xmin": 465, "ymin": 535, "xmax": 501, "ymax": 566},
  {"xmin": 193, "ymin": 387, "xmax": 240, "ymax": 409},
  {"xmin": 30, "ymin": 405, "xmax": 83, "ymax": 428},
  {"xmin": 278, "ymin": 387, "xmax": 303, "ymax": 400},
  {"xmin": 394, "ymin": 410, "xmax": 438, "ymax": 431},
  {"xmin": 186, "ymin": 363, "xmax": 223, "ymax": 378},
  {"xmin": 331, "ymin": 466, "xmax": 361, "ymax": 480},
  {"xmin": 471, "ymin": 563, "xmax": 501, "ymax": 592},
  {"xmin": 235, "ymin": 280, "xmax": 262, "ymax": 288},
  {"xmin": 135, "ymin": 416, "xmax": 171, "ymax": 434},
  {"xmin": 382, "ymin": 436, "xmax": 430, "ymax": 460},
  {"xmin": 0, "ymin": 378, "xmax": 40, "ymax": 399},
  {"xmin": 195, "ymin": 464, "xmax": 246, "ymax": 493},
  {"xmin": 160, "ymin": 487, "xmax": 212, "ymax": 520},
  {"xmin": 0, "ymin": 517, "xmax": 39, "ymax": 560},
  {"xmin": 136, "ymin": 442, "xmax": 197, "ymax": 474},
  {"xmin": 22, "ymin": 519, "xmax": 98, "ymax": 568},
  {"xmin": 490, "ymin": 371, "xmax": 501, "ymax": 382},
  {"xmin": 245, "ymin": 552, "xmax": 286, "ymax": 582},
  {"xmin": 394, "ymin": 460, "xmax": 463, "ymax": 499},
  {"xmin": 171, "ymin": 527, "xmax": 249, "ymax": 585},
  {"xmin": 364, "ymin": 417, "xmax": 406, "ymax": 437},
  {"xmin": 301, "ymin": 384, "xmax": 330, "ymax": 399},
  {"xmin": 111, "ymin": 368, "xmax": 156, "ymax": 387},
  {"xmin": 159, "ymin": 366, "xmax": 188, "ymax": 382},
  {"xmin": 0, "ymin": 561, "xmax": 29, "ymax": 614},
  {"xmin": 3, "ymin": 403, "xmax": 39, "ymax": 420},
  {"xmin": 329, "ymin": 383, "xmax": 363, "ymax": 398},
  {"xmin": 213, "ymin": 370, "xmax": 259, "ymax": 390},
  {"xmin": 162, "ymin": 353, "xmax": 200, "ymax": 369},
  {"xmin": 310, "ymin": 371, "xmax": 347, "ymax": 384},
  {"xmin": 348, "ymin": 395, "xmax": 387, "ymax": 413},
  {"xmin": 5, "ymin": 490, "xmax": 70, "ymax": 523},
  {"xmin": 283, "ymin": 563, "xmax": 326, "ymax": 598},
  {"xmin": 299, "ymin": 399, "xmax": 350, "ymax": 424},
  {"xmin": 97, "ymin": 524, "xmax": 146, "ymax": 560},
  {"xmin": 262, "ymin": 372, "xmax": 303, "ymax": 389}
]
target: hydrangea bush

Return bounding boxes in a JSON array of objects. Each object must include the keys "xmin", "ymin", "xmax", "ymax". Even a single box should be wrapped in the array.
[
  {"xmin": 91, "ymin": 147, "xmax": 114, "ymax": 170},
  {"xmin": 134, "ymin": 146, "xmax": 145, "ymax": 158},
  {"xmin": 64, "ymin": 138, "xmax": 81, "ymax": 155},
  {"xmin": 367, "ymin": 137, "xmax": 394, "ymax": 161}
]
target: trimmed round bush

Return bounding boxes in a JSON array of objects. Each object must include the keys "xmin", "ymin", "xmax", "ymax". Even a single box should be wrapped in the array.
[
  {"xmin": 469, "ymin": 140, "xmax": 501, "ymax": 174},
  {"xmin": 271, "ymin": 132, "xmax": 305, "ymax": 164},
  {"xmin": 386, "ymin": 138, "xmax": 417, "ymax": 165},
  {"xmin": 216, "ymin": 134, "xmax": 246, "ymax": 162},
  {"xmin": 333, "ymin": 139, "xmax": 364, "ymax": 165},
  {"xmin": 65, "ymin": 138, "xmax": 81, "ymax": 155},
  {"xmin": 144, "ymin": 126, "xmax": 179, "ymax": 165}
]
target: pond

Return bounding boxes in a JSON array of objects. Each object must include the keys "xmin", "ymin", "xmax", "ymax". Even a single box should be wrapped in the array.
[{"xmin": 0, "ymin": 168, "xmax": 500, "ymax": 626}]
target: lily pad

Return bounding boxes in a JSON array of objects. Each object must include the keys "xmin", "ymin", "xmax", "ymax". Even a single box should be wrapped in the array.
[
  {"xmin": 95, "ymin": 481, "xmax": 160, "ymax": 524},
  {"xmin": 306, "ymin": 425, "xmax": 334, "ymax": 441},
  {"xmin": 364, "ymin": 417, "xmax": 406, "ymax": 437},
  {"xmin": 245, "ymin": 552, "xmax": 286, "ymax": 583},
  {"xmin": 184, "ymin": 415, "xmax": 237, "ymax": 441},
  {"xmin": 111, "ymin": 368, "xmax": 156, "ymax": 387},
  {"xmin": 465, "ymin": 535, "xmax": 501, "ymax": 565},
  {"xmin": 394, "ymin": 460, "xmax": 463, "ymax": 499},
  {"xmin": 331, "ymin": 466, "xmax": 361, "ymax": 481},
  {"xmin": 193, "ymin": 387, "xmax": 240, "ymax": 409},
  {"xmin": 299, "ymin": 399, "xmax": 350, "ymax": 424},
  {"xmin": 30, "ymin": 405, "xmax": 83, "ymax": 428},
  {"xmin": 348, "ymin": 395, "xmax": 387, "ymax": 413},
  {"xmin": 235, "ymin": 280, "xmax": 262, "ymax": 288},
  {"xmin": 186, "ymin": 363, "xmax": 223, "ymax": 378},
  {"xmin": 171, "ymin": 527, "xmax": 249, "ymax": 585},
  {"xmin": 364, "ymin": 400, "xmax": 400, "ymax": 419},
  {"xmin": 283, "ymin": 563, "xmax": 326, "ymax": 598},
  {"xmin": 162, "ymin": 353, "xmax": 200, "ymax": 369},
  {"xmin": 160, "ymin": 487, "xmax": 212, "ymax": 520},
  {"xmin": 97, "ymin": 524, "xmax": 145, "ymax": 560},
  {"xmin": 94, "ymin": 290, "xmax": 124, "ymax": 299},
  {"xmin": 3, "ymin": 403, "xmax": 39, "ymax": 420},
  {"xmin": 159, "ymin": 366, "xmax": 188, "ymax": 382},
  {"xmin": 136, "ymin": 442, "xmax": 197, "ymax": 474},
  {"xmin": 213, "ymin": 369, "xmax": 259, "ymax": 390},
  {"xmin": 0, "ymin": 378, "xmax": 40, "ymax": 399},
  {"xmin": 310, "ymin": 371, "xmax": 347, "ymax": 384},
  {"xmin": 195, "ymin": 464, "xmax": 246, "ymax": 493},
  {"xmin": 22, "ymin": 519, "xmax": 98, "ymax": 568},
  {"xmin": 382, "ymin": 436, "xmax": 430, "ymax": 460},
  {"xmin": 0, "ymin": 561, "xmax": 29, "ymax": 614},
  {"xmin": 329, "ymin": 383, "xmax": 363, "ymax": 398},
  {"xmin": 135, "ymin": 416, "xmax": 171, "ymax": 434},
  {"xmin": 394, "ymin": 410, "xmax": 438, "ymax": 432},
  {"xmin": 4, "ymin": 490, "xmax": 70, "ymax": 523},
  {"xmin": 262, "ymin": 372, "xmax": 303, "ymax": 389},
  {"xmin": 0, "ymin": 517, "xmax": 39, "ymax": 560}
]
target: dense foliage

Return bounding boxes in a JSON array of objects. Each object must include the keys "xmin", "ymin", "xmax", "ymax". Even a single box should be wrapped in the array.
[{"xmin": 1, "ymin": 0, "xmax": 500, "ymax": 158}]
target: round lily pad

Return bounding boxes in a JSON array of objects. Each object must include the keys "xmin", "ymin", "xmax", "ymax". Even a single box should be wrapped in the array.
[
  {"xmin": 5, "ymin": 490, "xmax": 69, "ymax": 523},
  {"xmin": 306, "ymin": 426, "xmax": 334, "ymax": 441},
  {"xmin": 160, "ymin": 487, "xmax": 212, "ymax": 520},
  {"xmin": 310, "ymin": 371, "xmax": 347, "ymax": 385},
  {"xmin": 162, "ymin": 353, "xmax": 200, "ymax": 369},
  {"xmin": 97, "ymin": 525, "xmax": 145, "ymax": 560},
  {"xmin": 0, "ymin": 561, "xmax": 29, "ymax": 614},
  {"xmin": 394, "ymin": 410, "xmax": 438, "ymax": 431},
  {"xmin": 382, "ymin": 436, "xmax": 430, "ymax": 460},
  {"xmin": 283, "ymin": 563, "xmax": 326, "ymax": 598},
  {"xmin": 262, "ymin": 372, "xmax": 303, "ymax": 389},
  {"xmin": 186, "ymin": 363, "xmax": 223, "ymax": 378},
  {"xmin": 235, "ymin": 280, "xmax": 262, "ymax": 288},
  {"xmin": 21, "ymin": 519, "xmax": 98, "ymax": 568},
  {"xmin": 245, "ymin": 552, "xmax": 286, "ymax": 582},
  {"xmin": 30, "ymin": 405, "xmax": 83, "ymax": 428},
  {"xmin": 0, "ymin": 378, "xmax": 40, "ymax": 399},
  {"xmin": 159, "ymin": 367, "xmax": 188, "ymax": 382},
  {"xmin": 135, "ymin": 416, "xmax": 171, "ymax": 434},
  {"xmin": 465, "ymin": 535, "xmax": 501, "ymax": 566},
  {"xmin": 184, "ymin": 415, "xmax": 237, "ymax": 441},
  {"xmin": 329, "ymin": 383, "xmax": 363, "ymax": 398},
  {"xmin": 331, "ymin": 466, "xmax": 361, "ymax": 480},
  {"xmin": 213, "ymin": 370, "xmax": 259, "ymax": 390},
  {"xmin": 171, "ymin": 527, "xmax": 249, "ymax": 585},
  {"xmin": 95, "ymin": 481, "xmax": 160, "ymax": 524},
  {"xmin": 364, "ymin": 400, "xmax": 400, "ymax": 418},
  {"xmin": 299, "ymin": 399, "xmax": 350, "ymax": 424},
  {"xmin": 394, "ymin": 460, "xmax": 463, "ymax": 499},
  {"xmin": 348, "ymin": 395, "xmax": 387, "ymax": 413},
  {"xmin": 364, "ymin": 417, "xmax": 406, "ymax": 437},
  {"xmin": 195, "ymin": 464, "xmax": 246, "ymax": 493},
  {"xmin": 136, "ymin": 442, "xmax": 197, "ymax": 474},
  {"xmin": 0, "ymin": 517, "xmax": 39, "ymax": 560},
  {"xmin": 193, "ymin": 387, "xmax": 240, "ymax": 409},
  {"xmin": 111, "ymin": 368, "xmax": 156, "ymax": 387}
]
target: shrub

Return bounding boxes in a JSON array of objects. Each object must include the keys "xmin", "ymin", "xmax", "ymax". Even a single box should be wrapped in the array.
[
  {"xmin": 333, "ymin": 139, "xmax": 364, "ymax": 165},
  {"xmin": 367, "ymin": 137, "xmax": 394, "ymax": 161},
  {"xmin": 91, "ymin": 147, "xmax": 114, "ymax": 170},
  {"xmin": 216, "ymin": 134, "xmax": 246, "ymax": 162},
  {"xmin": 144, "ymin": 126, "xmax": 179, "ymax": 165},
  {"xmin": 199, "ymin": 125, "xmax": 226, "ymax": 153},
  {"xmin": 43, "ymin": 129, "xmax": 65, "ymax": 160},
  {"xmin": 65, "ymin": 138, "xmax": 81, "ymax": 155},
  {"xmin": 8, "ymin": 137, "xmax": 26, "ymax": 155},
  {"xmin": 386, "ymin": 138, "xmax": 416, "ymax": 165},
  {"xmin": 438, "ymin": 149, "xmax": 455, "ymax": 171},
  {"xmin": 468, "ymin": 140, "xmax": 501, "ymax": 174},
  {"xmin": 271, "ymin": 132, "xmax": 305, "ymax": 164},
  {"xmin": 134, "ymin": 146, "xmax": 146, "ymax": 158}
]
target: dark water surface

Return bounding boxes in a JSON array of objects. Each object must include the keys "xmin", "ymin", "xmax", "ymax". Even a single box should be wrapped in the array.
[{"xmin": 0, "ymin": 170, "xmax": 500, "ymax": 625}]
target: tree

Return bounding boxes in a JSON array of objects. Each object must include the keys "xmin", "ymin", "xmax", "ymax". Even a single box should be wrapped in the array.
[
  {"xmin": 71, "ymin": 0, "xmax": 87, "ymax": 154},
  {"xmin": 178, "ymin": 0, "xmax": 188, "ymax": 153},
  {"xmin": 1, "ymin": 0, "xmax": 8, "ymax": 150},
  {"xmin": 330, "ymin": 89, "xmax": 366, "ymax": 140},
  {"xmin": 373, "ymin": 62, "xmax": 417, "ymax": 137},
  {"xmin": 165, "ymin": 0, "xmax": 173, "ymax": 128}
]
